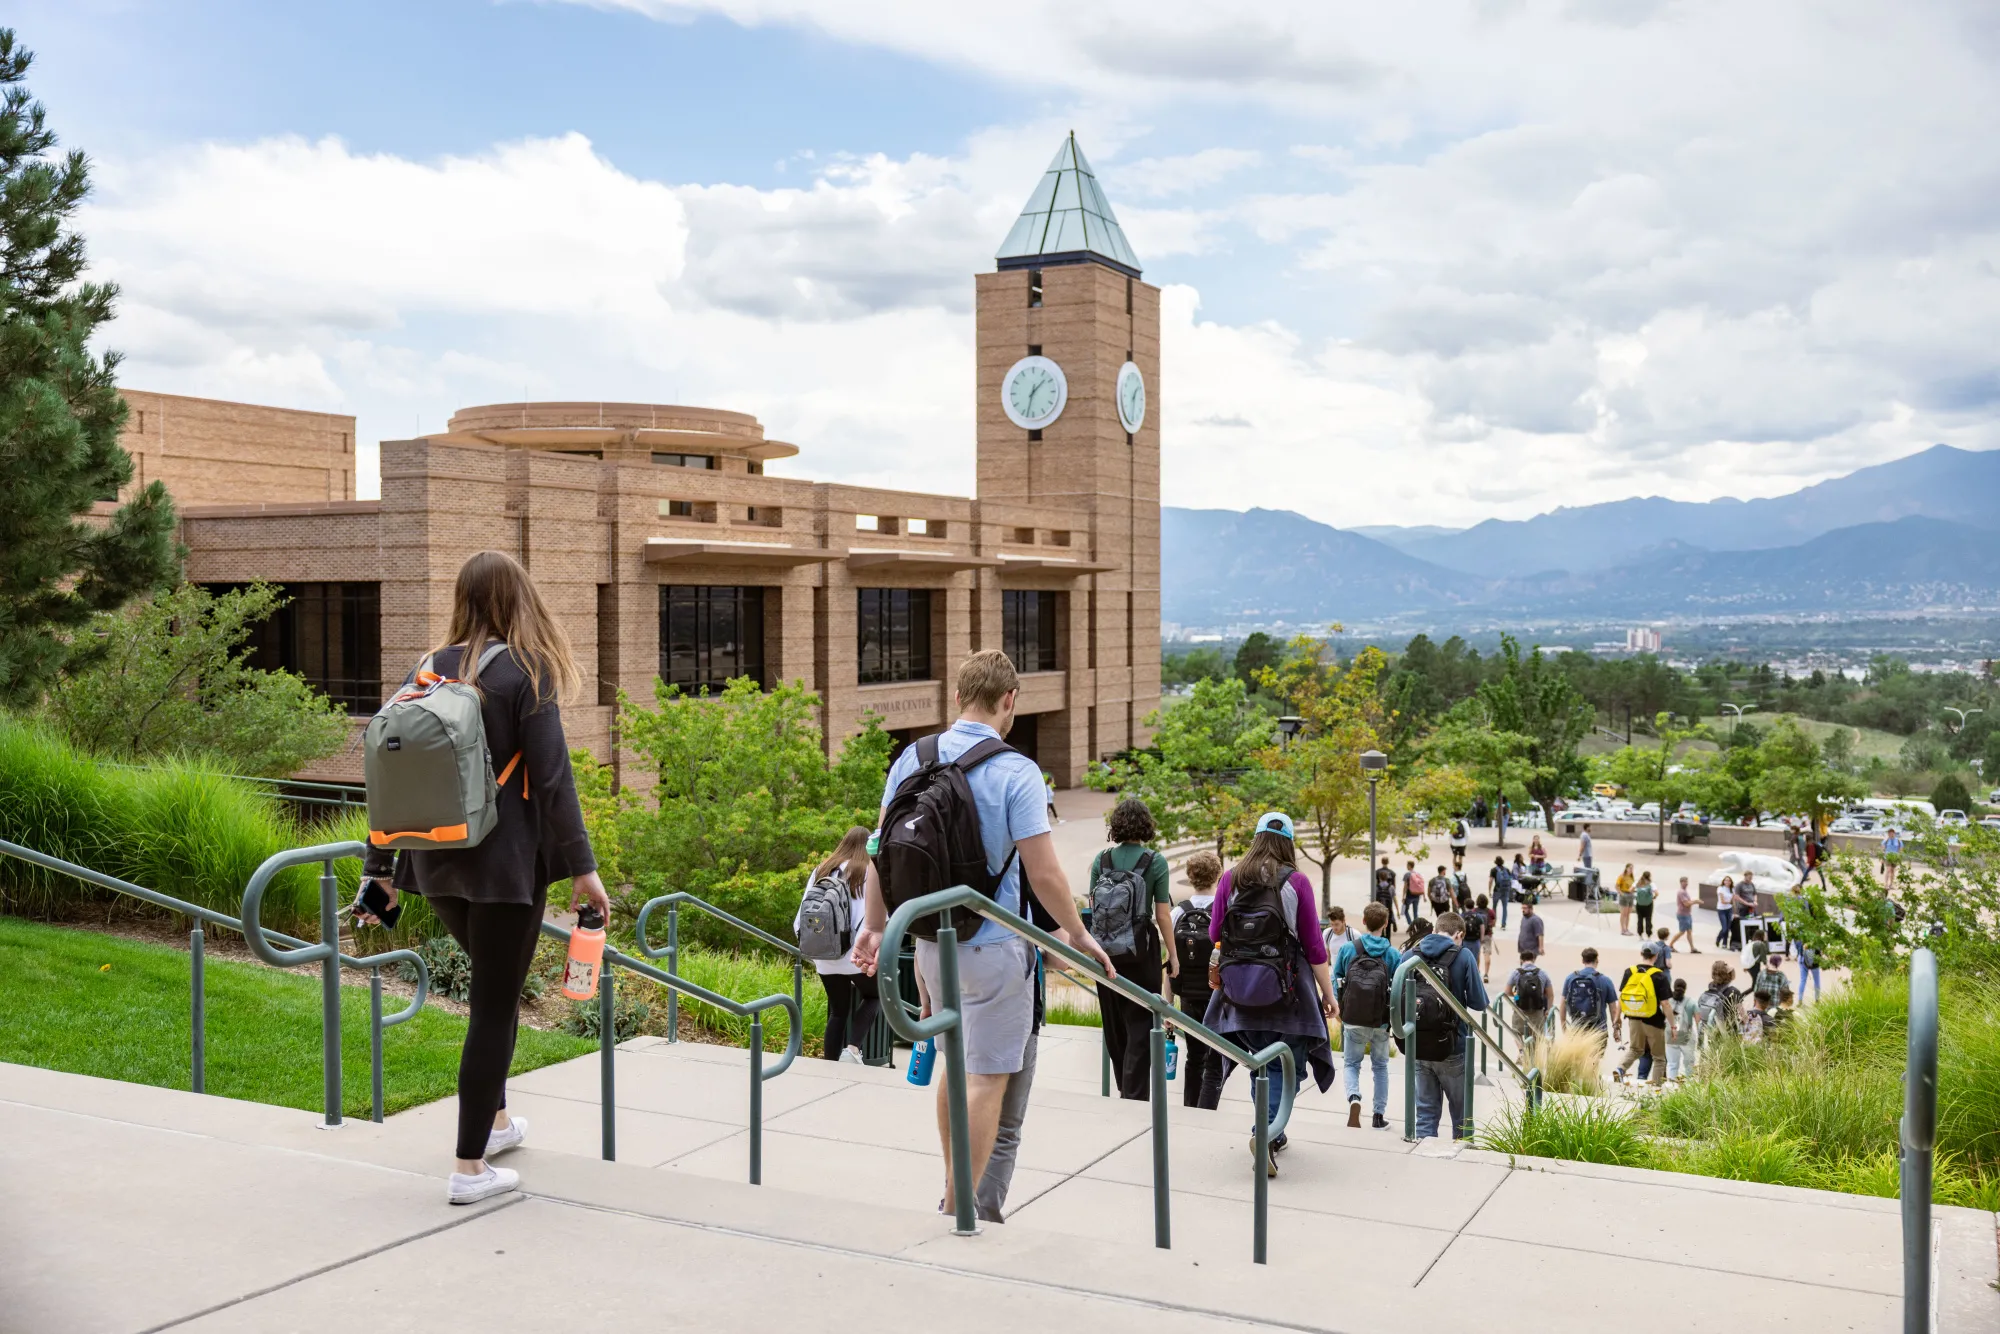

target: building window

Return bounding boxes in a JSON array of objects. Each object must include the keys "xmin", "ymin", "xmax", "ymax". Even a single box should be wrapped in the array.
[
  {"xmin": 1126, "ymin": 277, "xmax": 1133, "ymax": 313},
  {"xmin": 1002, "ymin": 590, "xmax": 1058, "ymax": 673},
  {"xmin": 553, "ymin": 449, "xmax": 602, "ymax": 459},
  {"xmin": 748, "ymin": 461, "xmax": 764, "ymax": 475},
  {"xmin": 666, "ymin": 499, "xmax": 694, "ymax": 518},
  {"xmin": 659, "ymin": 586, "xmax": 765, "ymax": 694},
  {"xmin": 856, "ymin": 514, "xmax": 880, "ymax": 531},
  {"xmin": 1013, "ymin": 527, "xmax": 1035, "ymax": 545},
  {"xmin": 1027, "ymin": 429, "xmax": 1042, "ymax": 442},
  {"xmin": 857, "ymin": 589, "xmax": 933, "ymax": 684},
  {"xmin": 1028, "ymin": 269, "xmax": 1042, "ymax": 308},
  {"xmin": 651, "ymin": 452, "xmax": 715, "ymax": 469},
  {"xmin": 1028, "ymin": 344, "xmax": 1041, "ymax": 357},
  {"xmin": 207, "ymin": 581, "xmax": 382, "ymax": 716}
]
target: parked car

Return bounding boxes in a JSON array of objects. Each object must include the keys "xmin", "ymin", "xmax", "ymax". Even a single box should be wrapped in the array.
[
  {"xmin": 1939, "ymin": 809, "xmax": 1970, "ymax": 829},
  {"xmin": 1979, "ymin": 814, "xmax": 2000, "ymax": 833}
]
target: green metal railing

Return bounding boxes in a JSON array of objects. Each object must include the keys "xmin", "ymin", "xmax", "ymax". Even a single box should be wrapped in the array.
[
  {"xmin": 539, "ymin": 891, "xmax": 805, "ymax": 1183},
  {"xmin": 634, "ymin": 892, "xmax": 805, "ymax": 1048},
  {"xmin": 877, "ymin": 886, "xmax": 1299, "ymax": 1265},
  {"xmin": 1901, "ymin": 947, "xmax": 1938, "ymax": 1334},
  {"xmin": 0, "ymin": 836, "xmax": 430, "ymax": 1126},
  {"xmin": 1390, "ymin": 954, "xmax": 1541, "ymax": 1142}
]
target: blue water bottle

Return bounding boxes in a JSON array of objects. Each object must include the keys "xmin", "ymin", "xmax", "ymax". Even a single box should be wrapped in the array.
[
  {"xmin": 1164, "ymin": 1035, "xmax": 1179, "ymax": 1080},
  {"xmin": 907, "ymin": 1036, "xmax": 936, "ymax": 1086}
]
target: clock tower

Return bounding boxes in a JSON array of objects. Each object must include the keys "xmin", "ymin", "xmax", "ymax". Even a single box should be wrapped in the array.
[{"xmin": 975, "ymin": 133, "xmax": 1161, "ymax": 778}]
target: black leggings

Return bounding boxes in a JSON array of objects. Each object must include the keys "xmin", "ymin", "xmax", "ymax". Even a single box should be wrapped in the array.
[
  {"xmin": 1636, "ymin": 904, "xmax": 1654, "ymax": 934},
  {"xmin": 429, "ymin": 889, "xmax": 546, "ymax": 1161},
  {"xmin": 818, "ymin": 972, "xmax": 880, "ymax": 1059},
  {"xmin": 1097, "ymin": 948, "xmax": 1165, "ymax": 1100}
]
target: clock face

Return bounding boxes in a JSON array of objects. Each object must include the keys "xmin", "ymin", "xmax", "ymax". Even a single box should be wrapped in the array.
[
  {"xmin": 1001, "ymin": 355, "xmax": 1068, "ymax": 431},
  {"xmin": 1117, "ymin": 361, "xmax": 1146, "ymax": 434}
]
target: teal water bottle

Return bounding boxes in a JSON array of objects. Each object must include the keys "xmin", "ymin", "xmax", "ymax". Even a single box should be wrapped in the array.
[
  {"xmin": 1164, "ymin": 1035, "xmax": 1179, "ymax": 1080},
  {"xmin": 907, "ymin": 1036, "xmax": 936, "ymax": 1086}
]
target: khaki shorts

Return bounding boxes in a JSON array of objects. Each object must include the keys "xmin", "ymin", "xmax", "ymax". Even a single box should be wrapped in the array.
[{"xmin": 915, "ymin": 936, "xmax": 1034, "ymax": 1076}]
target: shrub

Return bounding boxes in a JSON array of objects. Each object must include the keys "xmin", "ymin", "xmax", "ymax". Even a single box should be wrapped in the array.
[
  {"xmin": 403, "ymin": 934, "xmax": 474, "ymax": 1003},
  {"xmin": 560, "ymin": 985, "xmax": 651, "ymax": 1043},
  {"xmin": 1479, "ymin": 1099, "xmax": 1649, "ymax": 1168},
  {"xmin": 1538, "ymin": 1026, "xmax": 1607, "ymax": 1095}
]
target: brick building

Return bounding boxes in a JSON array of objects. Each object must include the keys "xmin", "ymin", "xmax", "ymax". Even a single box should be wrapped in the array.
[{"xmin": 137, "ymin": 134, "xmax": 1162, "ymax": 786}]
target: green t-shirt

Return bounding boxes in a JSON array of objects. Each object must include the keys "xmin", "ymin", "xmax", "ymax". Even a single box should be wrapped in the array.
[{"xmin": 1091, "ymin": 843, "xmax": 1173, "ymax": 905}]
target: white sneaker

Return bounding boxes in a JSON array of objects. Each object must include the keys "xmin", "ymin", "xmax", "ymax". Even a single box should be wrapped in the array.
[
  {"xmin": 447, "ymin": 1165, "xmax": 519, "ymax": 1205},
  {"xmin": 486, "ymin": 1116, "xmax": 528, "ymax": 1156},
  {"xmin": 839, "ymin": 1046, "xmax": 864, "ymax": 1064}
]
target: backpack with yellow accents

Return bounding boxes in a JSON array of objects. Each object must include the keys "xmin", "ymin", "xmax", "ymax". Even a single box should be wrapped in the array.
[{"xmin": 1619, "ymin": 965, "xmax": 1661, "ymax": 1019}]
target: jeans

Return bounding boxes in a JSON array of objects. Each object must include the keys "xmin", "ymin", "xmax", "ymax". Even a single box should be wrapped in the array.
[
  {"xmin": 1714, "ymin": 908, "xmax": 1733, "ymax": 947},
  {"xmin": 1666, "ymin": 1041, "xmax": 1694, "ymax": 1079},
  {"xmin": 974, "ymin": 1033, "xmax": 1038, "ymax": 1223},
  {"xmin": 1341, "ymin": 1024, "xmax": 1392, "ymax": 1117},
  {"xmin": 1494, "ymin": 892, "xmax": 1512, "ymax": 930},
  {"xmin": 1798, "ymin": 961, "xmax": 1822, "ymax": 1001},
  {"xmin": 1402, "ymin": 897, "xmax": 1421, "ymax": 927},
  {"xmin": 1414, "ymin": 1049, "xmax": 1469, "ymax": 1139},
  {"xmin": 1234, "ymin": 1029, "xmax": 1312, "ymax": 1136}
]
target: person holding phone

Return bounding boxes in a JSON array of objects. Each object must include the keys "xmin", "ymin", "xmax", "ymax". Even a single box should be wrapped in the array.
[{"xmin": 357, "ymin": 551, "xmax": 606, "ymax": 1205}]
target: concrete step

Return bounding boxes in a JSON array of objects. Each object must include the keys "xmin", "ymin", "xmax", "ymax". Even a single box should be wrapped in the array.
[{"xmin": 7, "ymin": 1051, "xmax": 1996, "ymax": 1334}]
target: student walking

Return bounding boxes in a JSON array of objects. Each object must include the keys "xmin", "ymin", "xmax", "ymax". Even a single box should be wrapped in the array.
[
  {"xmin": 1170, "ymin": 851, "xmax": 1224, "ymax": 1109},
  {"xmin": 1089, "ymin": 798, "xmax": 1176, "ymax": 1101},
  {"xmin": 1731, "ymin": 873, "xmax": 1758, "ymax": 948},
  {"xmin": 1402, "ymin": 859, "xmax": 1425, "ymax": 927},
  {"xmin": 1489, "ymin": 855, "xmax": 1515, "ymax": 930},
  {"xmin": 1694, "ymin": 960, "xmax": 1743, "ymax": 1054},
  {"xmin": 1670, "ymin": 876, "xmax": 1700, "ymax": 954},
  {"xmin": 1323, "ymin": 903, "xmax": 1361, "ymax": 959},
  {"xmin": 1714, "ymin": 874, "xmax": 1736, "ymax": 948},
  {"xmin": 796, "ymin": 827, "xmax": 877, "ymax": 1062},
  {"xmin": 854, "ymin": 649, "xmax": 1113, "ymax": 1224},
  {"xmin": 358, "ymin": 551, "xmax": 605, "ymax": 1206},
  {"xmin": 1449, "ymin": 818, "xmax": 1468, "ymax": 870},
  {"xmin": 1796, "ymin": 941, "xmax": 1823, "ymax": 1002},
  {"xmin": 1560, "ymin": 948, "xmax": 1618, "ymax": 1033},
  {"xmin": 1881, "ymin": 828, "xmax": 1903, "ymax": 889},
  {"xmin": 1408, "ymin": 911, "xmax": 1489, "ymax": 1139},
  {"xmin": 1633, "ymin": 871, "xmax": 1656, "ymax": 935},
  {"xmin": 1205, "ymin": 812, "xmax": 1337, "ymax": 1177},
  {"xmin": 1505, "ymin": 950, "xmax": 1553, "ymax": 1057},
  {"xmin": 1615, "ymin": 863, "xmax": 1637, "ymax": 935},
  {"xmin": 1426, "ymin": 865, "xmax": 1454, "ymax": 918},
  {"xmin": 1516, "ymin": 896, "xmax": 1546, "ymax": 961},
  {"xmin": 1664, "ymin": 978, "xmax": 1697, "ymax": 1082},
  {"xmin": 1333, "ymin": 900, "xmax": 1401, "ymax": 1131},
  {"xmin": 1577, "ymin": 825, "xmax": 1594, "ymax": 870},
  {"xmin": 1741, "ymin": 926, "xmax": 1769, "ymax": 999},
  {"xmin": 1611, "ymin": 943, "xmax": 1669, "ymax": 1086},
  {"xmin": 1373, "ymin": 856, "xmax": 1398, "ymax": 912},
  {"xmin": 1465, "ymin": 894, "xmax": 1494, "ymax": 980}
]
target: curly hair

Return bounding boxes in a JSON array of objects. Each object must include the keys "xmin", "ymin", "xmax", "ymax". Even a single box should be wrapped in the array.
[{"xmin": 1107, "ymin": 797, "xmax": 1157, "ymax": 845}]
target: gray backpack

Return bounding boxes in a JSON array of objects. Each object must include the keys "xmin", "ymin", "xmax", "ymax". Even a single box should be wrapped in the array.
[
  {"xmin": 1089, "ymin": 850, "xmax": 1156, "ymax": 959},
  {"xmin": 796, "ymin": 870, "xmax": 854, "ymax": 962},
  {"xmin": 363, "ymin": 642, "xmax": 519, "ymax": 852}
]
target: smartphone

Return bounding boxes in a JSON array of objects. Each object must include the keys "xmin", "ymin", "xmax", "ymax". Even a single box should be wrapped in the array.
[{"xmin": 351, "ymin": 878, "xmax": 402, "ymax": 930}]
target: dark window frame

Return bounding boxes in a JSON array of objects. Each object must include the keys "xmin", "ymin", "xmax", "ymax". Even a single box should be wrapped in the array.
[
  {"xmin": 651, "ymin": 452, "xmax": 716, "ymax": 469},
  {"xmin": 856, "ymin": 589, "xmax": 934, "ymax": 685},
  {"xmin": 205, "ymin": 581, "xmax": 382, "ymax": 716},
  {"xmin": 1002, "ymin": 590, "xmax": 1059, "ymax": 673},
  {"xmin": 658, "ymin": 585, "xmax": 766, "ymax": 694}
]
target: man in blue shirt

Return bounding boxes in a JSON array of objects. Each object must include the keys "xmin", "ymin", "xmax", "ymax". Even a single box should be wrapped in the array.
[
  {"xmin": 1561, "ymin": 947, "xmax": 1620, "ymax": 1038},
  {"xmin": 855, "ymin": 650, "xmax": 1111, "ymax": 1224}
]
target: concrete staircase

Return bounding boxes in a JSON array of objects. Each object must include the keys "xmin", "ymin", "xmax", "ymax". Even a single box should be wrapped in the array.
[{"xmin": 6, "ymin": 1028, "xmax": 1997, "ymax": 1334}]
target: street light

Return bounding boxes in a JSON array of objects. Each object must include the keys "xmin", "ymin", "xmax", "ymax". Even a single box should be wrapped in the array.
[
  {"xmin": 1721, "ymin": 702, "xmax": 1756, "ymax": 737},
  {"xmin": 1943, "ymin": 706, "xmax": 1984, "ymax": 735},
  {"xmin": 1361, "ymin": 749, "xmax": 1388, "ymax": 916}
]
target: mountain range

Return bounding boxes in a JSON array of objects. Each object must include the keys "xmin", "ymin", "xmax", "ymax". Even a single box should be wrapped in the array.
[{"xmin": 1164, "ymin": 446, "xmax": 2000, "ymax": 628}]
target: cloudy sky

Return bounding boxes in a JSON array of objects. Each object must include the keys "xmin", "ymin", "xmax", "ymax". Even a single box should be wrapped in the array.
[{"xmin": 21, "ymin": 0, "xmax": 2000, "ymax": 527}]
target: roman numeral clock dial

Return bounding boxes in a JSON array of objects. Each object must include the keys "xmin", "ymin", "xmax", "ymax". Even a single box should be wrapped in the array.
[{"xmin": 1001, "ymin": 355, "xmax": 1068, "ymax": 431}]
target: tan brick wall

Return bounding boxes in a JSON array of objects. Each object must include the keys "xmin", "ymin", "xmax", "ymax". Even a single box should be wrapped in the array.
[{"xmin": 120, "ymin": 390, "xmax": 356, "ymax": 508}]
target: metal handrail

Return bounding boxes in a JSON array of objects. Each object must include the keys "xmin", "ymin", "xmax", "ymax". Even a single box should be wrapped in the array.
[
  {"xmin": 634, "ymin": 891, "xmax": 806, "ymax": 1047},
  {"xmin": 876, "ymin": 886, "xmax": 1299, "ymax": 1265},
  {"xmin": 1901, "ymin": 947, "xmax": 1938, "ymax": 1334},
  {"xmin": 99, "ymin": 763, "xmax": 367, "ymax": 811},
  {"xmin": 538, "ymin": 918, "xmax": 801, "ymax": 1184},
  {"xmin": 0, "ymin": 835, "xmax": 429, "ymax": 1126},
  {"xmin": 1390, "ymin": 954, "xmax": 1541, "ymax": 1142}
]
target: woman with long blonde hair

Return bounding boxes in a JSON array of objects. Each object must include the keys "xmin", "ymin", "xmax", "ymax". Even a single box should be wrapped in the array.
[
  {"xmin": 795, "ymin": 826, "xmax": 876, "ymax": 1063},
  {"xmin": 359, "ymin": 551, "xmax": 606, "ymax": 1205}
]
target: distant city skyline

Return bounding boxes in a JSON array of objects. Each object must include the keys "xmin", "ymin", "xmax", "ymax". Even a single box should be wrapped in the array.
[{"xmin": 18, "ymin": 0, "xmax": 2000, "ymax": 527}]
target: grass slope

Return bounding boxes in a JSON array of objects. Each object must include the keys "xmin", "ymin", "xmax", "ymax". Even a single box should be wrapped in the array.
[{"xmin": 0, "ymin": 917, "xmax": 590, "ymax": 1117}]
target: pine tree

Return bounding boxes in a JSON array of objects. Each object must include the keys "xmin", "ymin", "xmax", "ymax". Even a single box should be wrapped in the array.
[{"xmin": 0, "ymin": 28, "xmax": 177, "ymax": 706}]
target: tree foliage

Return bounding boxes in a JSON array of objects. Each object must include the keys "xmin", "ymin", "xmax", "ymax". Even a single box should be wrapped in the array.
[
  {"xmin": 37, "ymin": 582, "xmax": 351, "ymax": 776},
  {"xmin": 1091, "ymin": 676, "xmax": 1277, "ymax": 854},
  {"xmin": 1477, "ymin": 635, "xmax": 1593, "ymax": 825},
  {"xmin": 1425, "ymin": 707, "xmax": 1534, "ymax": 845},
  {"xmin": 0, "ymin": 30, "xmax": 177, "ymax": 705}
]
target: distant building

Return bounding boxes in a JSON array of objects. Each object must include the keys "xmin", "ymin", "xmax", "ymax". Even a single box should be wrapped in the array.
[{"xmin": 1626, "ymin": 626, "xmax": 1663, "ymax": 653}]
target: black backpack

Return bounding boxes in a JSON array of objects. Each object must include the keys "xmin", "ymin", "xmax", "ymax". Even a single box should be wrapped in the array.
[
  {"xmin": 1564, "ymin": 969, "xmax": 1606, "ymax": 1025},
  {"xmin": 1412, "ymin": 945, "xmax": 1463, "ymax": 1059},
  {"xmin": 1216, "ymin": 867, "xmax": 1300, "ymax": 1012},
  {"xmin": 1514, "ymin": 967, "xmax": 1547, "ymax": 1011},
  {"xmin": 876, "ymin": 733, "xmax": 1018, "ymax": 941},
  {"xmin": 1339, "ymin": 949, "xmax": 1392, "ymax": 1028},
  {"xmin": 1174, "ymin": 903, "xmax": 1214, "ymax": 981}
]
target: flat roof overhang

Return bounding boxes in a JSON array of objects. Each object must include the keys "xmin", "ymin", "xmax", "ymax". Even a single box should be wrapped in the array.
[
  {"xmin": 643, "ymin": 538, "xmax": 837, "ymax": 568},
  {"xmin": 846, "ymin": 549, "xmax": 1001, "ymax": 574},
  {"xmin": 996, "ymin": 554, "xmax": 1118, "ymax": 575}
]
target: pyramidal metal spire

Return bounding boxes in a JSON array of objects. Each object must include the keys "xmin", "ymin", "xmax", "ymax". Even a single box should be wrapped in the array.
[{"xmin": 995, "ymin": 131, "xmax": 1141, "ymax": 277}]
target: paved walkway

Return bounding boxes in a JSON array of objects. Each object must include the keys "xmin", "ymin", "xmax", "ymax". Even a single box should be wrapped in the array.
[{"xmin": 6, "ymin": 1039, "xmax": 1995, "ymax": 1333}]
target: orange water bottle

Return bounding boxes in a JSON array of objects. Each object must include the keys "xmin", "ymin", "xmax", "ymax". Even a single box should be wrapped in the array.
[{"xmin": 563, "ymin": 904, "xmax": 606, "ymax": 1001}]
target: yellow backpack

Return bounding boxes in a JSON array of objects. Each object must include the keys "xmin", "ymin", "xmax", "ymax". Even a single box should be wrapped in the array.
[{"xmin": 1619, "ymin": 966, "xmax": 1660, "ymax": 1018}]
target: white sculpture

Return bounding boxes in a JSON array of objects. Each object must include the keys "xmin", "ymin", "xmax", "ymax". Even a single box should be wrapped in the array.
[{"xmin": 1718, "ymin": 851, "xmax": 1801, "ymax": 893}]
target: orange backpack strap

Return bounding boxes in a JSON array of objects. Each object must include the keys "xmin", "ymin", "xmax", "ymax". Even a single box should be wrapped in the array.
[{"xmin": 496, "ymin": 750, "xmax": 526, "ymax": 797}]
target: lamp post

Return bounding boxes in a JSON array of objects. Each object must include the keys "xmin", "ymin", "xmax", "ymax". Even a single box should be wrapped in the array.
[
  {"xmin": 1721, "ymin": 702, "xmax": 1756, "ymax": 738},
  {"xmin": 1361, "ymin": 749, "xmax": 1388, "ymax": 914},
  {"xmin": 1943, "ymin": 706, "xmax": 1983, "ymax": 735}
]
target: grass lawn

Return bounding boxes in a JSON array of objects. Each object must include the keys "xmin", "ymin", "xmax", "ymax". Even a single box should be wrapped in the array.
[
  {"xmin": 1695, "ymin": 713, "xmax": 1907, "ymax": 764},
  {"xmin": 0, "ymin": 916, "xmax": 592, "ymax": 1118}
]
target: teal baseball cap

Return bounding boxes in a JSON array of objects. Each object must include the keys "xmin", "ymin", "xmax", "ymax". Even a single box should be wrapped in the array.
[{"xmin": 1255, "ymin": 811, "xmax": 1295, "ymax": 841}]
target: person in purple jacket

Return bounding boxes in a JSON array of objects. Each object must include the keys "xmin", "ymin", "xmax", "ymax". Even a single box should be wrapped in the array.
[{"xmin": 1205, "ymin": 811, "xmax": 1337, "ymax": 1178}]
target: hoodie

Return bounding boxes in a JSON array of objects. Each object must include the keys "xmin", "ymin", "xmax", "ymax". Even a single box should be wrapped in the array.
[
  {"xmin": 1332, "ymin": 932, "xmax": 1402, "ymax": 992},
  {"xmin": 1413, "ymin": 932, "xmax": 1489, "ymax": 1054}
]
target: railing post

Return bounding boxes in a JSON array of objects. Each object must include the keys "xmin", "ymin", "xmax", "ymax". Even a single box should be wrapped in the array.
[
  {"xmin": 1402, "ymin": 1013, "xmax": 1418, "ymax": 1142},
  {"xmin": 189, "ymin": 919, "xmax": 205, "ymax": 1096},
  {"xmin": 1902, "ymin": 948, "xmax": 1939, "ymax": 1334},
  {"xmin": 792, "ymin": 958, "xmax": 803, "ymax": 1031},
  {"xmin": 600, "ymin": 965, "xmax": 617, "ymax": 1162},
  {"xmin": 665, "ymin": 905, "xmax": 679, "ymax": 1043},
  {"xmin": 370, "ymin": 967, "xmax": 385, "ymax": 1123},
  {"xmin": 1251, "ymin": 1066, "xmax": 1270, "ymax": 1265},
  {"xmin": 1150, "ymin": 1009, "xmax": 1170, "ymax": 1250},
  {"xmin": 749, "ymin": 1015, "xmax": 764, "ymax": 1185},
  {"xmin": 1101, "ymin": 1024, "xmax": 1111, "ymax": 1097},
  {"xmin": 1462, "ymin": 1034, "xmax": 1476, "ymax": 1139},
  {"xmin": 937, "ymin": 919, "xmax": 978, "ymax": 1235},
  {"xmin": 318, "ymin": 859, "xmax": 342, "ymax": 1127}
]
